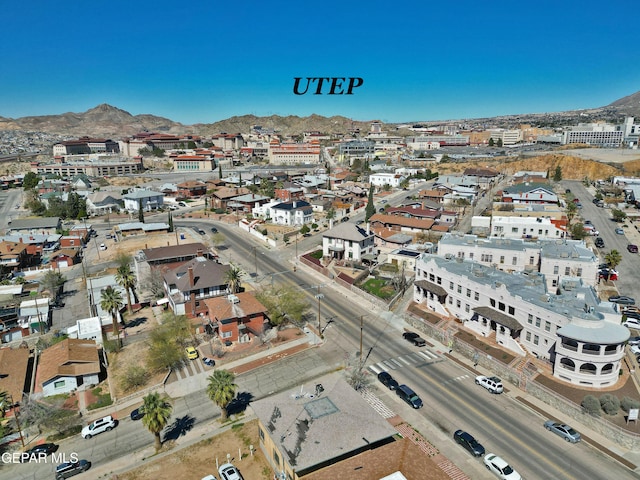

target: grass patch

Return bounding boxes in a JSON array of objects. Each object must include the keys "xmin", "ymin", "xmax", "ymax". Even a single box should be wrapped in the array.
[
  {"xmin": 87, "ymin": 386, "xmax": 113, "ymax": 411},
  {"xmin": 360, "ymin": 278, "xmax": 395, "ymax": 300},
  {"xmin": 310, "ymin": 250, "xmax": 323, "ymax": 260},
  {"xmin": 48, "ymin": 424, "xmax": 82, "ymax": 442}
]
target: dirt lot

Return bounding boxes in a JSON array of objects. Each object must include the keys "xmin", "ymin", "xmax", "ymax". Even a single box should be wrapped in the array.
[{"xmin": 118, "ymin": 419, "xmax": 271, "ymax": 480}]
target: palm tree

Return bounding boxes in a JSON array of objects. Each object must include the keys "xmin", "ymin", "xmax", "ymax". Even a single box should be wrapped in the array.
[
  {"xmin": 115, "ymin": 264, "xmax": 137, "ymax": 314},
  {"xmin": 206, "ymin": 370, "xmax": 237, "ymax": 421},
  {"xmin": 604, "ymin": 250, "xmax": 622, "ymax": 281},
  {"xmin": 141, "ymin": 391, "xmax": 173, "ymax": 452},
  {"xmin": 225, "ymin": 264, "xmax": 244, "ymax": 294},
  {"xmin": 100, "ymin": 286, "xmax": 124, "ymax": 350}
]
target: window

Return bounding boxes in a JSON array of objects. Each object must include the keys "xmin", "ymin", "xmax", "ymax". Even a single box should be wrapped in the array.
[
  {"xmin": 481, "ymin": 254, "xmax": 493, "ymax": 262},
  {"xmin": 529, "ymin": 256, "xmax": 535, "ymax": 265},
  {"xmin": 54, "ymin": 380, "xmax": 66, "ymax": 389},
  {"xmin": 553, "ymin": 265, "xmax": 559, "ymax": 274},
  {"xmin": 552, "ymin": 279, "xmax": 558, "ymax": 287},
  {"xmin": 448, "ymin": 296, "xmax": 453, "ymax": 305},
  {"xmin": 259, "ymin": 428, "xmax": 265, "ymax": 440},
  {"xmin": 490, "ymin": 298, "xmax": 496, "ymax": 307},
  {"xmin": 457, "ymin": 251, "xmax": 464, "ymax": 259},
  {"xmin": 436, "ymin": 276, "xmax": 442, "ymax": 285},
  {"xmin": 500, "ymin": 255, "xmax": 505, "ymax": 264},
  {"xmin": 565, "ymin": 267, "xmax": 570, "ymax": 275},
  {"xmin": 474, "ymin": 291, "xmax": 479, "ymax": 301},
  {"xmin": 533, "ymin": 335, "xmax": 539, "ymax": 345},
  {"xmin": 465, "ymin": 304, "xmax": 470, "ymax": 312},
  {"xmin": 498, "ymin": 302, "xmax": 505, "ymax": 311},
  {"xmin": 535, "ymin": 317, "xmax": 541, "ymax": 328},
  {"xmin": 429, "ymin": 273, "xmax": 435, "ymax": 281},
  {"xmin": 545, "ymin": 321, "xmax": 551, "ymax": 332},
  {"xmin": 527, "ymin": 314, "xmax": 533, "ymax": 324},
  {"xmin": 457, "ymin": 284, "xmax": 462, "ymax": 293},
  {"xmin": 508, "ymin": 306, "xmax": 515, "ymax": 315},
  {"xmin": 456, "ymin": 299, "xmax": 461, "ymax": 308},
  {"xmin": 469, "ymin": 252, "xmax": 474, "ymax": 259},
  {"xmin": 466, "ymin": 288, "xmax": 471, "ymax": 298},
  {"xmin": 222, "ymin": 331, "xmax": 232, "ymax": 338},
  {"xmin": 449, "ymin": 282, "xmax": 454, "ymax": 290},
  {"xmin": 512, "ymin": 256, "xmax": 517, "ymax": 265},
  {"xmin": 526, "ymin": 331, "xmax": 531, "ymax": 341},
  {"xmin": 273, "ymin": 451, "xmax": 280, "ymax": 465},
  {"xmin": 577, "ymin": 268, "xmax": 582, "ymax": 277},
  {"xmin": 512, "ymin": 227, "xmax": 518, "ymax": 233}
]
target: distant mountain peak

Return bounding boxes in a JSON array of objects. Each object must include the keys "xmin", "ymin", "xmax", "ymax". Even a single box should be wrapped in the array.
[{"xmin": 86, "ymin": 103, "xmax": 132, "ymax": 116}]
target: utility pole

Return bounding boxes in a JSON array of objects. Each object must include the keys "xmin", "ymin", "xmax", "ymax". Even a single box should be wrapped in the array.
[
  {"xmin": 6, "ymin": 395, "xmax": 24, "ymax": 448},
  {"xmin": 359, "ymin": 315, "xmax": 364, "ymax": 361},
  {"xmin": 315, "ymin": 286, "xmax": 324, "ymax": 340}
]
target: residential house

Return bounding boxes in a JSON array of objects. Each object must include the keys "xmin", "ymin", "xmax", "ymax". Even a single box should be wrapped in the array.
[
  {"xmin": 210, "ymin": 186, "xmax": 250, "ymax": 211},
  {"xmin": 177, "ymin": 180, "xmax": 207, "ymax": 198},
  {"xmin": 50, "ymin": 249, "xmax": 81, "ymax": 269},
  {"xmin": 463, "ymin": 167, "xmax": 500, "ymax": 188},
  {"xmin": 203, "ymin": 292, "xmax": 269, "ymax": 344},
  {"xmin": 86, "ymin": 191, "xmax": 122, "ymax": 215},
  {"xmin": 481, "ymin": 215, "xmax": 566, "ymax": 240},
  {"xmin": 369, "ymin": 172, "xmax": 405, "ymax": 189},
  {"xmin": 417, "ymin": 189, "xmax": 446, "ymax": 204},
  {"xmin": 274, "ymin": 186, "xmax": 305, "ymax": 202},
  {"xmin": 59, "ymin": 236, "xmax": 84, "ymax": 250},
  {"xmin": 371, "ymin": 228, "xmax": 413, "ymax": 254},
  {"xmin": 36, "ymin": 338, "xmax": 101, "ymax": 397},
  {"xmin": 0, "ymin": 241, "xmax": 29, "ymax": 271},
  {"xmin": 64, "ymin": 316, "xmax": 111, "ymax": 345},
  {"xmin": 115, "ymin": 222, "xmax": 170, "ymax": 237},
  {"xmin": 252, "ymin": 372, "xmax": 400, "ymax": 480},
  {"xmin": 70, "ymin": 173, "xmax": 92, "ymax": 190},
  {"xmin": 229, "ymin": 193, "xmax": 271, "ymax": 214},
  {"xmin": 123, "ymin": 189, "xmax": 164, "ymax": 212},
  {"xmin": 414, "ymin": 254, "xmax": 628, "ymax": 388},
  {"xmin": 368, "ymin": 213, "xmax": 435, "ymax": 235},
  {"xmin": 386, "ymin": 247, "xmax": 422, "ymax": 272},
  {"xmin": 0, "ymin": 234, "xmax": 60, "ymax": 258},
  {"xmin": 500, "ymin": 183, "xmax": 558, "ymax": 204},
  {"xmin": 269, "ymin": 200, "xmax": 314, "ymax": 226},
  {"xmin": 0, "ymin": 347, "xmax": 30, "ymax": 404},
  {"xmin": 322, "ymin": 223, "xmax": 376, "ymax": 262},
  {"xmin": 8, "ymin": 217, "xmax": 61, "ymax": 236},
  {"xmin": 140, "ymin": 243, "xmax": 214, "ymax": 268},
  {"xmin": 163, "ymin": 257, "xmax": 231, "ymax": 316},
  {"xmin": 19, "ymin": 298, "xmax": 50, "ymax": 333}
]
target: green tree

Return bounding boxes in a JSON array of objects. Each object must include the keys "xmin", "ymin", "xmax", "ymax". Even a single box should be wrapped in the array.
[
  {"xmin": 326, "ymin": 207, "xmax": 336, "ymax": 222},
  {"xmin": 255, "ymin": 286, "xmax": 309, "ymax": 327},
  {"xmin": 138, "ymin": 199, "xmax": 145, "ymax": 223},
  {"xmin": 141, "ymin": 392, "xmax": 173, "ymax": 452},
  {"xmin": 382, "ymin": 183, "xmax": 392, "ymax": 192},
  {"xmin": 611, "ymin": 208, "xmax": 627, "ymax": 223},
  {"xmin": 351, "ymin": 158, "xmax": 363, "ymax": 173},
  {"xmin": 604, "ymin": 250, "xmax": 622, "ymax": 280},
  {"xmin": 488, "ymin": 137, "xmax": 495, "ymax": 147},
  {"xmin": 365, "ymin": 185, "xmax": 375, "ymax": 222},
  {"xmin": 100, "ymin": 286, "xmax": 124, "ymax": 350},
  {"xmin": 569, "ymin": 223, "xmax": 587, "ymax": 240},
  {"xmin": 399, "ymin": 178, "xmax": 410, "ymax": 190},
  {"xmin": 553, "ymin": 165, "xmax": 562, "ymax": 181},
  {"xmin": 218, "ymin": 164, "xmax": 223, "ymax": 180},
  {"xmin": 299, "ymin": 224, "xmax": 310, "ymax": 235},
  {"xmin": 22, "ymin": 172, "xmax": 40, "ymax": 190},
  {"xmin": 206, "ymin": 370, "xmax": 238, "ymax": 421},
  {"xmin": 566, "ymin": 201, "xmax": 578, "ymax": 224},
  {"xmin": 497, "ymin": 138, "xmax": 503, "ymax": 147},
  {"xmin": 167, "ymin": 211, "xmax": 174, "ymax": 232},
  {"xmin": 39, "ymin": 270, "xmax": 66, "ymax": 302},
  {"xmin": 115, "ymin": 264, "xmax": 137, "ymax": 314},
  {"xmin": 225, "ymin": 264, "xmax": 245, "ymax": 294}
]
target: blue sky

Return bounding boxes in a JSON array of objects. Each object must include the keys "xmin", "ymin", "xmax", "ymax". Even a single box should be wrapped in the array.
[{"xmin": 2, "ymin": 0, "xmax": 639, "ymax": 125}]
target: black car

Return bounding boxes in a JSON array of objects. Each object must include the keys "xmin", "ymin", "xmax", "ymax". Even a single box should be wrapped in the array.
[
  {"xmin": 453, "ymin": 430, "xmax": 485, "ymax": 457},
  {"xmin": 624, "ymin": 311, "xmax": 640, "ymax": 320},
  {"xmin": 402, "ymin": 331, "xmax": 427, "ymax": 347},
  {"xmin": 22, "ymin": 442, "xmax": 58, "ymax": 460},
  {"xmin": 55, "ymin": 460, "xmax": 91, "ymax": 479},
  {"xmin": 377, "ymin": 371, "xmax": 399, "ymax": 390},
  {"xmin": 609, "ymin": 295, "xmax": 635, "ymax": 305},
  {"xmin": 210, "ymin": 227, "xmax": 218, "ymax": 233},
  {"xmin": 594, "ymin": 237, "xmax": 605, "ymax": 248},
  {"xmin": 130, "ymin": 407, "xmax": 145, "ymax": 421}
]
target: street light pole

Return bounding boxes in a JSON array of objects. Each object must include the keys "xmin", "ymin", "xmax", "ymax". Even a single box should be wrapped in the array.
[
  {"xmin": 315, "ymin": 286, "xmax": 324, "ymax": 340},
  {"xmin": 6, "ymin": 395, "xmax": 24, "ymax": 448}
]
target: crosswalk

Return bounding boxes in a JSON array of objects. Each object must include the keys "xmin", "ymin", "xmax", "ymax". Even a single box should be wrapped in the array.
[{"xmin": 368, "ymin": 349, "xmax": 442, "ymax": 374}]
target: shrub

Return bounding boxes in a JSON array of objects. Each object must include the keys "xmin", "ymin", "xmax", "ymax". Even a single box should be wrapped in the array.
[
  {"xmin": 581, "ymin": 395, "xmax": 601, "ymax": 416},
  {"xmin": 621, "ymin": 396, "xmax": 640, "ymax": 412},
  {"xmin": 599, "ymin": 393, "xmax": 620, "ymax": 416},
  {"xmin": 119, "ymin": 365, "xmax": 149, "ymax": 392}
]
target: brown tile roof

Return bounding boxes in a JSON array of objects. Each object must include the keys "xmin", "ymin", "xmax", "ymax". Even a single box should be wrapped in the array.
[
  {"xmin": 369, "ymin": 214, "xmax": 434, "ymax": 230},
  {"xmin": 0, "ymin": 241, "xmax": 27, "ymax": 255},
  {"xmin": 142, "ymin": 242, "xmax": 209, "ymax": 262},
  {"xmin": 203, "ymin": 292, "xmax": 267, "ymax": 321},
  {"xmin": 303, "ymin": 436, "xmax": 451, "ymax": 480},
  {"xmin": 0, "ymin": 347, "xmax": 30, "ymax": 402},
  {"xmin": 431, "ymin": 224, "xmax": 452, "ymax": 232},
  {"xmin": 418, "ymin": 189, "xmax": 446, "ymax": 198},
  {"xmin": 385, "ymin": 206, "xmax": 439, "ymax": 219},
  {"xmin": 37, "ymin": 339, "xmax": 100, "ymax": 385},
  {"xmin": 164, "ymin": 257, "xmax": 231, "ymax": 292},
  {"xmin": 212, "ymin": 187, "xmax": 250, "ymax": 199},
  {"xmin": 50, "ymin": 249, "xmax": 80, "ymax": 259}
]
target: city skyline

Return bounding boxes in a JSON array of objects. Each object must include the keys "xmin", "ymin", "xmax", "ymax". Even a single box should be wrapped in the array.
[{"xmin": 2, "ymin": 0, "xmax": 639, "ymax": 125}]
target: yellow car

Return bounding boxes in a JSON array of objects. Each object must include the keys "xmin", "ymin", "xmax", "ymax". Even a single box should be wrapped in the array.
[{"xmin": 185, "ymin": 346, "xmax": 199, "ymax": 360}]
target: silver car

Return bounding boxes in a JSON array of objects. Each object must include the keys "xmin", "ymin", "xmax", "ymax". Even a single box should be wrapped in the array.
[{"xmin": 543, "ymin": 420, "xmax": 581, "ymax": 443}]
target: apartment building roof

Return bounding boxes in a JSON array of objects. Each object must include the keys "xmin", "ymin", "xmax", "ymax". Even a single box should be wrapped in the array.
[
  {"xmin": 37, "ymin": 339, "xmax": 100, "ymax": 385},
  {"xmin": 323, "ymin": 223, "xmax": 373, "ymax": 242}
]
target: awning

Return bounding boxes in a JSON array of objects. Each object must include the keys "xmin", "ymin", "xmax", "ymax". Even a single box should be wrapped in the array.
[
  {"xmin": 415, "ymin": 279, "xmax": 447, "ymax": 297},
  {"xmin": 155, "ymin": 298, "xmax": 169, "ymax": 306},
  {"xmin": 473, "ymin": 306, "xmax": 521, "ymax": 331}
]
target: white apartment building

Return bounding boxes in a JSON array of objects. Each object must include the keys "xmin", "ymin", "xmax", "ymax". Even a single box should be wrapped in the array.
[
  {"xmin": 562, "ymin": 122, "xmax": 624, "ymax": 146},
  {"xmin": 414, "ymin": 254, "xmax": 629, "ymax": 388},
  {"xmin": 322, "ymin": 223, "xmax": 376, "ymax": 262},
  {"xmin": 488, "ymin": 129, "xmax": 522, "ymax": 145},
  {"xmin": 370, "ymin": 172, "xmax": 405, "ymax": 188},
  {"xmin": 437, "ymin": 234, "xmax": 598, "ymax": 291},
  {"xmin": 476, "ymin": 215, "xmax": 566, "ymax": 240}
]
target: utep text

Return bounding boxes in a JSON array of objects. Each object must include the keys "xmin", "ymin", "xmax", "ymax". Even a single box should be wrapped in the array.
[{"xmin": 293, "ymin": 77, "xmax": 364, "ymax": 95}]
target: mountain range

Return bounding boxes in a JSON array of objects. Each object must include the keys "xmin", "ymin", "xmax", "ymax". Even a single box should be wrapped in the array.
[{"xmin": 1, "ymin": 91, "xmax": 640, "ymax": 138}]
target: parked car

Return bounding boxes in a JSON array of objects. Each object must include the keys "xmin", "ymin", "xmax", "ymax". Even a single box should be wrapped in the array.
[
  {"xmin": 453, "ymin": 430, "xmax": 485, "ymax": 457},
  {"xmin": 630, "ymin": 344, "xmax": 640, "ymax": 355},
  {"xmin": 609, "ymin": 295, "xmax": 635, "ymax": 305},
  {"xmin": 475, "ymin": 375, "xmax": 504, "ymax": 394},
  {"xmin": 543, "ymin": 420, "xmax": 581, "ymax": 443},
  {"xmin": 23, "ymin": 442, "xmax": 58, "ymax": 460},
  {"xmin": 377, "ymin": 371, "xmax": 399, "ymax": 390},
  {"xmin": 81, "ymin": 415, "xmax": 116, "ymax": 439},
  {"xmin": 203, "ymin": 357, "xmax": 216, "ymax": 367},
  {"xmin": 624, "ymin": 319, "xmax": 640, "ymax": 330},
  {"xmin": 341, "ymin": 216, "xmax": 350, "ymax": 223},
  {"xmin": 218, "ymin": 462, "xmax": 244, "ymax": 480},
  {"xmin": 185, "ymin": 346, "xmax": 199, "ymax": 360},
  {"xmin": 627, "ymin": 336, "xmax": 640, "ymax": 345},
  {"xmin": 210, "ymin": 227, "xmax": 218, "ymax": 233},
  {"xmin": 55, "ymin": 460, "xmax": 91, "ymax": 479},
  {"xmin": 594, "ymin": 237, "xmax": 605, "ymax": 248},
  {"xmin": 402, "ymin": 331, "xmax": 427, "ymax": 347},
  {"xmin": 99, "ymin": 243, "xmax": 107, "ymax": 251},
  {"xmin": 178, "ymin": 202, "xmax": 188, "ymax": 207},
  {"xmin": 395, "ymin": 384, "xmax": 423, "ymax": 409},
  {"xmin": 599, "ymin": 269, "xmax": 619, "ymax": 281},
  {"xmin": 615, "ymin": 228, "xmax": 625, "ymax": 235},
  {"xmin": 483, "ymin": 453, "xmax": 521, "ymax": 480},
  {"xmin": 628, "ymin": 244, "xmax": 639, "ymax": 253},
  {"xmin": 130, "ymin": 407, "xmax": 145, "ymax": 421}
]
